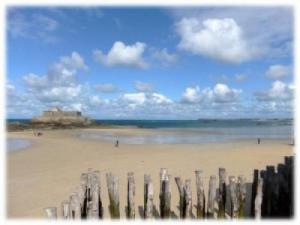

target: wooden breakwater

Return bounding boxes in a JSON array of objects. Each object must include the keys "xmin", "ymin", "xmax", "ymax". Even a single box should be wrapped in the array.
[{"xmin": 44, "ymin": 156, "xmax": 294, "ymax": 219}]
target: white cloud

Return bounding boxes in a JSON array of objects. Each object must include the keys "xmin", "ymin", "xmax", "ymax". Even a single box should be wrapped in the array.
[
  {"xmin": 123, "ymin": 92, "xmax": 172, "ymax": 107},
  {"xmin": 176, "ymin": 17, "xmax": 260, "ymax": 63},
  {"xmin": 23, "ymin": 51, "xmax": 87, "ymax": 90},
  {"xmin": 23, "ymin": 73, "xmax": 48, "ymax": 88},
  {"xmin": 93, "ymin": 41, "xmax": 148, "ymax": 69},
  {"xmin": 89, "ymin": 96, "xmax": 102, "ymax": 106},
  {"xmin": 95, "ymin": 84, "xmax": 119, "ymax": 93},
  {"xmin": 213, "ymin": 83, "xmax": 241, "ymax": 103},
  {"xmin": 152, "ymin": 48, "xmax": 178, "ymax": 66},
  {"xmin": 123, "ymin": 93, "xmax": 146, "ymax": 105},
  {"xmin": 40, "ymin": 85, "xmax": 82, "ymax": 102},
  {"xmin": 134, "ymin": 81, "xmax": 154, "ymax": 92},
  {"xmin": 255, "ymin": 80, "xmax": 294, "ymax": 101},
  {"xmin": 59, "ymin": 51, "xmax": 88, "ymax": 71},
  {"xmin": 181, "ymin": 83, "xmax": 241, "ymax": 104},
  {"xmin": 170, "ymin": 7, "xmax": 292, "ymax": 60},
  {"xmin": 151, "ymin": 93, "xmax": 173, "ymax": 104},
  {"xmin": 8, "ymin": 9, "xmax": 59, "ymax": 43},
  {"xmin": 265, "ymin": 64, "xmax": 291, "ymax": 79},
  {"xmin": 181, "ymin": 86, "xmax": 201, "ymax": 103}
]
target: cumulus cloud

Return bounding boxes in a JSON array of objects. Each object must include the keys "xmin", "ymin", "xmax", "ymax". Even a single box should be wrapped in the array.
[
  {"xmin": 265, "ymin": 64, "xmax": 291, "ymax": 79},
  {"xmin": 255, "ymin": 80, "xmax": 294, "ymax": 101},
  {"xmin": 123, "ymin": 92, "xmax": 172, "ymax": 108},
  {"xmin": 20, "ymin": 51, "xmax": 88, "ymax": 109},
  {"xmin": 176, "ymin": 17, "xmax": 260, "ymax": 63},
  {"xmin": 181, "ymin": 86, "xmax": 201, "ymax": 104},
  {"xmin": 134, "ymin": 81, "xmax": 154, "ymax": 92},
  {"xmin": 93, "ymin": 41, "xmax": 148, "ymax": 69},
  {"xmin": 39, "ymin": 86, "xmax": 82, "ymax": 102},
  {"xmin": 95, "ymin": 83, "xmax": 119, "ymax": 93},
  {"xmin": 181, "ymin": 83, "xmax": 241, "ymax": 104},
  {"xmin": 123, "ymin": 93, "xmax": 147, "ymax": 105},
  {"xmin": 151, "ymin": 48, "xmax": 178, "ymax": 66},
  {"xmin": 23, "ymin": 51, "xmax": 87, "ymax": 90},
  {"xmin": 170, "ymin": 7, "xmax": 292, "ymax": 60}
]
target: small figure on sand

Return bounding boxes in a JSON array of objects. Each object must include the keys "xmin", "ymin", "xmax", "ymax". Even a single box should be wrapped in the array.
[
  {"xmin": 34, "ymin": 132, "xmax": 43, "ymax": 137},
  {"xmin": 115, "ymin": 140, "xmax": 119, "ymax": 148},
  {"xmin": 257, "ymin": 138, "xmax": 261, "ymax": 144}
]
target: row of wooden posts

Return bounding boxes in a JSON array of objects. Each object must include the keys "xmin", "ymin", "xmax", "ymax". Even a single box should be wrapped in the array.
[{"xmin": 44, "ymin": 156, "xmax": 294, "ymax": 219}]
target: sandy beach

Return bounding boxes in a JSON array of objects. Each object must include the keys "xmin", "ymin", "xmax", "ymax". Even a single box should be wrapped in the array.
[{"xmin": 7, "ymin": 127, "xmax": 294, "ymax": 219}]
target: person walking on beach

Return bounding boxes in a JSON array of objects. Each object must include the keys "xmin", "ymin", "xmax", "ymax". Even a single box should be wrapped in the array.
[
  {"xmin": 115, "ymin": 140, "xmax": 119, "ymax": 148},
  {"xmin": 257, "ymin": 138, "xmax": 261, "ymax": 144}
]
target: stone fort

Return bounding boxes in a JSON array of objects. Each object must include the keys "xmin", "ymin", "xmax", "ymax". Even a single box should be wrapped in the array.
[{"xmin": 32, "ymin": 107, "xmax": 91, "ymax": 125}]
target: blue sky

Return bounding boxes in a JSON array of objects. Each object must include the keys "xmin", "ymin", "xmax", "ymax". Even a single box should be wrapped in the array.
[{"xmin": 6, "ymin": 7, "xmax": 294, "ymax": 119}]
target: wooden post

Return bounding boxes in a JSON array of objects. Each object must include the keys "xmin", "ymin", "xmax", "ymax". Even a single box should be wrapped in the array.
[
  {"xmin": 144, "ymin": 174, "xmax": 154, "ymax": 219},
  {"xmin": 229, "ymin": 176, "xmax": 238, "ymax": 219},
  {"xmin": 79, "ymin": 173, "xmax": 88, "ymax": 218},
  {"xmin": 218, "ymin": 168, "xmax": 226, "ymax": 218},
  {"xmin": 207, "ymin": 175, "xmax": 218, "ymax": 219},
  {"xmin": 70, "ymin": 192, "xmax": 81, "ymax": 219},
  {"xmin": 175, "ymin": 177, "xmax": 184, "ymax": 218},
  {"xmin": 285, "ymin": 156, "xmax": 294, "ymax": 217},
  {"xmin": 159, "ymin": 168, "xmax": 171, "ymax": 218},
  {"xmin": 44, "ymin": 207, "xmax": 57, "ymax": 219},
  {"xmin": 195, "ymin": 170, "xmax": 205, "ymax": 219},
  {"xmin": 61, "ymin": 200, "xmax": 70, "ymax": 219},
  {"xmin": 255, "ymin": 177, "xmax": 263, "ymax": 219},
  {"xmin": 237, "ymin": 176, "xmax": 246, "ymax": 218},
  {"xmin": 94, "ymin": 170, "xmax": 103, "ymax": 218},
  {"xmin": 270, "ymin": 172, "xmax": 280, "ymax": 217},
  {"xmin": 183, "ymin": 179, "xmax": 193, "ymax": 218},
  {"xmin": 127, "ymin": 172, "xmax": 135, "ymax": 219},
  {"xmin": 251, "ymin": 169, "xmax": 259, "ymax": 217},
  {"xmin": 106, "ymin": 172, "xmax": 120, "ymax": 219},
  {"xmin": 265, "ymin": 166, "xmax": 275, "ymax": 217}
]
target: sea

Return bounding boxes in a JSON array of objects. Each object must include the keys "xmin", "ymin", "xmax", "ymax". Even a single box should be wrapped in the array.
[{"xmin": 7, "ymin": 118, "xmax": 294, "ymax": 145}]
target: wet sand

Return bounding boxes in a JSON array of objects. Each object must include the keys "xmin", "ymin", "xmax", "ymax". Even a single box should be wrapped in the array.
[{"xmin": 7, "ymin": 128, "xmax": 294, "ymax": 218}]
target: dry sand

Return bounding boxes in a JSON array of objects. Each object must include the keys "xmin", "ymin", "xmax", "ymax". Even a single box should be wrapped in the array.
[{"xmin": 6, "ymin": 128, "xmax": 294, "ymax": 219}]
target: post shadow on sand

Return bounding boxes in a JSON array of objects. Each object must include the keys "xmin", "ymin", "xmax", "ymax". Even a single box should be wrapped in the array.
[
  {"xmin": 138, "ymin": 205, "xmax": 178, "ymax": 219},
  {"xmin": 137, "ymin": 205, "xmax": 160, "ymax": 219}
]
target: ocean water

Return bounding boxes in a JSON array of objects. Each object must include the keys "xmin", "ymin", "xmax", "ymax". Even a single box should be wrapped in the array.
[
  {"xmin": 7, "ymin": 119, "xmax": 294, "ymax": 145},
  {"xmin": 7, "ymin": 138, "xmax": 31, "ymax": 152},
  {"xmin": 81, "ymin": 119, "xmax": 294, "ymax": 144}
]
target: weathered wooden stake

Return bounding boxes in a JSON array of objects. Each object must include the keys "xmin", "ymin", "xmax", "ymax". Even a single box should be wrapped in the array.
[
  {"xmin": 237, "ymin": 175, "xmax": 246, "ymax": 218},
  {"xmin": 195, "ymin": 170, "xmax": 205, "ymax": 219},
  {"xmin": 144, "ymin": 174, "xmax": 154, "ymax": 219},
  {"xmin": 61, "ymin": 200, "xmax": 70, "ymax": 219},
  {"xmin": 229, "ymin": 176, "xmax": 238, "ymax": 219},
  {"xmin": 69, "ymin": 192, "xmax": 81, "ymax": 219},
  {"xmin": 183, "ymin": 179, "xmax": 192, "ymax": 218},
  {"xmin": 255, "ymin": 177, "xmax": 263, "ymax": 219},
  {"xmin": 175, "ymin": 177, "xmax": 185, "ymax": 218},
  {"xmin": 207, "ymin": 175, "xmax": 218, "ymax": 219},
  {"xmin": 44, "ymin": 207, "xmax": 57, "ymax": 219},
  {"xmin": 126, "ymin": 172, "xmax": 135, "ymax": 219},
  {"xmin": 251, "ymin": 169, "xmax": 259, "ymax": 217},
  {"xmin": 159, "ymin": 168, "xmax": 171, "ymax": 218},
  {"xmin": 79, "ymin": 173, "xmax": 88, "ymax": 217},
  {"xmin": 106, "ymin": 173, "xmax": 120, "ymax": 219},
  {"xmin": 218, "ymin": 168, "xmax": 226, "ymax": 218}
]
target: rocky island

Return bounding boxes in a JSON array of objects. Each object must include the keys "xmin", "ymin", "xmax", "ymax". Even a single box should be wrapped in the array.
[{"xmin": 8, "ymin": 107, "xmax": 95, "ymax": 131}]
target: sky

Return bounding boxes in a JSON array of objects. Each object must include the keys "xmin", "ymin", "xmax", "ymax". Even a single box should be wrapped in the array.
[{"xmin": 6, "ymin": 6, "xmax": 294, "ymax": 119}]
